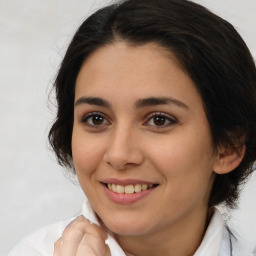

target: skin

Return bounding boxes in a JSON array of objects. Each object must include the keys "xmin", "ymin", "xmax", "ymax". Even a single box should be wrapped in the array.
[
  {"xmin": 54, "ymin": 217, "xmax": 110, "ymax": 256},
  {"xmin": 54, "ymin": 42, "xmax": 243, "ymax": 256}
]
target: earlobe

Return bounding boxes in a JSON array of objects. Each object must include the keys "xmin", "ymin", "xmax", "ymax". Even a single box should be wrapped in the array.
[{"xmin": 213, "ymin": 145, "xmax": 246, "ymax": 174}]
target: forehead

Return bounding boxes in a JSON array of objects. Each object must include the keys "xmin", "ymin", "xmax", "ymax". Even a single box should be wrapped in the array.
[{"xmin": 75, "ymin": 41, "xmax": 202, "ymax": 109}]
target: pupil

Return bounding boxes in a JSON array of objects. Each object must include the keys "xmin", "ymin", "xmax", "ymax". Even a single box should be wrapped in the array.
[
  {"xmin": 153, "ymin": 116, "xmax": 165, "ymax": 126},
  {"xmin": 93, "ymin": 115, "xmax": 103, "ymax": 125}
]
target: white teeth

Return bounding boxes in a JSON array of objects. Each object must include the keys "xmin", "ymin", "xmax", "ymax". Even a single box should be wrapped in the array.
[
  {"xmin": 125, "ymin": 185, "xmax": 135, "ymax": 194},
  {"xmin": 116, "ymin": 185, "xmax": 125, "ymax": 193},
  {"xmin": 107, "ymin": 183, "xmax": 154, "ymax": 194},
  {"xmin": 134, "ymin": 184, "xmax": 142, "ymax": 192},
  {"xmin": 112, "ymin": 184, "xmax": 117, "ymax": 192},
  {"xmin": 142, "ymin": 184, "xmax": 148, "ymax": 191}
]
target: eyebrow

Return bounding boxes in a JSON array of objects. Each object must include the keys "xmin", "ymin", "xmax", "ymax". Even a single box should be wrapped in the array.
[
  {"xmin": 75, "ymin": 97, "xmax": 111, "ymax": 107},
  {"xmin": 75, "ymin": 96, "xmax": 189, "ymax": 110},
  {"xmin": 135, "ymin": 97, "xmax": 189, "ymax": 109}
]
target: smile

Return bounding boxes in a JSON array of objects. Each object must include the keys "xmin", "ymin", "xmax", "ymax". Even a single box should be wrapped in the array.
[
  {"xmin": 101, "ymin": 179, "xmax": 159, "ymax": 204},
  {"xmin": 106, "ymin": 183, "xmax": 154, "ymax": 194}
]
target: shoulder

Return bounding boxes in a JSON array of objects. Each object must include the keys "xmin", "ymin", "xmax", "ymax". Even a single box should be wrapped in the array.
[{"xmin": 7, "ymin": 218, "xmax": 73, "ymax": 256}]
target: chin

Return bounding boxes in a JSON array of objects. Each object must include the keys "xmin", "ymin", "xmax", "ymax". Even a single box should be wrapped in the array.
[{"xmin": 103, "ymin": 216, "xmax": 152, "ymax": 236}]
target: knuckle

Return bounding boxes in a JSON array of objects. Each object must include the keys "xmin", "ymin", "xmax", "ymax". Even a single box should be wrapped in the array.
[
  {"xmin": 53, "ymin": 238, "xmax": 62, "ymax": 255},
  {"xmin": 72, "ymin": 220, "xmax": 85, "ymax": 230},
  {"xmin": 53, "ymin": 242, "xmax": 58, "ymax": 251},
  {"xmin": 75, "ymin": 215, "xmax": 86, "ymax": 222},
  {"xmin": 65, "ymin": 216, "xmax": 87, "ymax": 231},
  {"xmin": 54, "ymin": 240, "xmax": 60, "ymax": 248},
  {"xmin": 54, "ymin": 237, "xmax": 63, "ymax": 246}
]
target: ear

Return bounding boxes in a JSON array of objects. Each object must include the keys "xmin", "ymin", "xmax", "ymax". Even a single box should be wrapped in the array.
[{"xmin": 213, "ymin": 144, "xmax": 246, "ymax": 174}]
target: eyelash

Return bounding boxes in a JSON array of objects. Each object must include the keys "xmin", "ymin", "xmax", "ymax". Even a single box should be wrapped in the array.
[
  {"xmin": 144, "ymin": 112, "xmax": 177, "ymax": 128},
  {"xmin": 80, "ymin": 112, "xmax": 177, "ymax": 129},
  {"xmin": 80, "ymin": 112, "xmax": 109, "ymax": 128}
]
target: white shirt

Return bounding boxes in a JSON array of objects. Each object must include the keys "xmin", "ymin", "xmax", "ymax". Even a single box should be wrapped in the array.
[{"xmin": 7, "ymin": 200, "xmax": 249, "ymax": 256}]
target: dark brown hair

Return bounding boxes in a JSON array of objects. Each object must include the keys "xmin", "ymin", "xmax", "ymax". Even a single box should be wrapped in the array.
[{"xmin": 49, "ymin": 0, "xmax": 256, "ymax": 208}]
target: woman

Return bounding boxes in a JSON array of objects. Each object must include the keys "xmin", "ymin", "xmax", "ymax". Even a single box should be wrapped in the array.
[{"xmin": 8, "ymin": 0, "xmax": 256, "ymax": 255}]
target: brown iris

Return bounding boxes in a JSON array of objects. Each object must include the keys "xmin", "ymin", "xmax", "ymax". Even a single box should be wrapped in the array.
[
  {"xmin": 92, "ymin": 115, "xmax": 104, "ymax": 125},
  {"xmin": 153, "ymin": 116, "xmax": 166, "ymax": 126}
]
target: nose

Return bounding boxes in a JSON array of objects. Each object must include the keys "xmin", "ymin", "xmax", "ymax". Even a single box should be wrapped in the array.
[{"xmin": 103, "ymin": 126, "xmax": 144, "ymax": 170}]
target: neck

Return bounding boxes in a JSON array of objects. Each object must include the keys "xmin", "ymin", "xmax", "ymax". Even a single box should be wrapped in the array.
[{"xmin": 115, "ymin": 207, "xmax": 212, "ymax": 256}]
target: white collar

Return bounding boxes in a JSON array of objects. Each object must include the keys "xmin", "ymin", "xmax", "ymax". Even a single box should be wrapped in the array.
[
  {"xmin": 82, "ymin": 201, "xmax": 227, "ymax": 256},
  {"xmin": 194, "ymin": 208, "xmax": 230, "ymax": 256}
]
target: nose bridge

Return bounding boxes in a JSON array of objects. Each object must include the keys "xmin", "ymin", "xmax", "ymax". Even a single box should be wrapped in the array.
[
  {"xmin": 104, "ymin": 122, "xmax": 143, "ymax": 169},
  {"xmin": 112, "ymin": 123, "xmax": 131, "ymax": 149}
]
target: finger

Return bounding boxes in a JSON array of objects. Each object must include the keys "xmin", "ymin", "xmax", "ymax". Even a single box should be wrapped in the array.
[
  {"xmin": 54, "ymin": 233, "xmax": 83, "ymax": 256},
  {"xmin": 53, "ymin": 237, "xmax": 64, "ymax": 256},
  {"xmin": 54, "ymin": 217, "xmax": 91, "ymax": 256},
  {"xmin": 53, "ymin": 216, "xmax": 108, "ymax": 256},
  {"xmin": 76, "ymin": 233, "xmax": 111, "ymax": 256},
  {"xmin": 64, "ymin": 216, "xmax": 108, "ymax": 241}
]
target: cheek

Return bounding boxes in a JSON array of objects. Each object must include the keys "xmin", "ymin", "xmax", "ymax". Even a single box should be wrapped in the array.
[
  {"xmin": 149, "ymin": 134, "xmax": 212, "ymax": 170},
  {"xmin": 152, "ymin": 143, "xmax": 214, "ymax": 214},
  {"xmin": 71, "ymin": 132, "xmax": 105, "ymax": 177},
  {"xmin": 147, "ymin": 130, "xmax": 215, "ymax": 193}
]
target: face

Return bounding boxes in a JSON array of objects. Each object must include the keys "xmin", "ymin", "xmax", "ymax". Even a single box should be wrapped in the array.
[{"xmin": 72, "ymin": 42, "xmax": 217, "ymax": 238}]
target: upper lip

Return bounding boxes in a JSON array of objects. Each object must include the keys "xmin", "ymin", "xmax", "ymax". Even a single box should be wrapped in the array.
[{"xmin": 101, "ymin": 178, "xmax": 158, "ymax": 186}]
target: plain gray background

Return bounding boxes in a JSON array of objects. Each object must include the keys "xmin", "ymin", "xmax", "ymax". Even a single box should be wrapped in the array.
[{"xmin": 1, "ymin": 0, "xmax": 256, "ymax": 255}]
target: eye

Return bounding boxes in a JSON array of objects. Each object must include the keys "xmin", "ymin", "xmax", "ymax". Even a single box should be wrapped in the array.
[
  {"xmin": 81, "ymin": 112, "xmax": 110, "ymax": 127},
  {"xmin": 145, "ymin": 112, "xmax": 176, "ymax": 128}
]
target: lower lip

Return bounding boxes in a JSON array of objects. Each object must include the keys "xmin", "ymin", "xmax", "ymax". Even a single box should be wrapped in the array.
[{"xmin": 102, "ymin": 184, "xmax": 156, "ymax": 205}]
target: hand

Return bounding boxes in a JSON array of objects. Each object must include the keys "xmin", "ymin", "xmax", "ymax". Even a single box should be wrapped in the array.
[{"xmin": 53, "ymin": 216, "xmax": 111, "ymax": 256}]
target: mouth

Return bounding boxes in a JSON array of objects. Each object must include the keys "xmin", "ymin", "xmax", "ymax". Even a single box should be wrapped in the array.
[
  {"xmin": 101, "ymin": 180, "xmax": 159, "ymax": 204},
  {"xmin": 103, "ymin": 183, "xmax": 159, "ymax": 194}
]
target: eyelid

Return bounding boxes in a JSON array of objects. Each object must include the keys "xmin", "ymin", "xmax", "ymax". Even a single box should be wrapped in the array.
[
  {"xmin": 146, "ymin": 112, "xmax": 176, "ymax": 120},
  {"xmin": 144, "ymin": 112, "xmax": 177, "ymax": 127},
  {"xmin": 79, "ymin": 111, "xmax": 177, "ymax": 129},
  {"xmin": 80, "ymin": 111, "xmax": 111, "ymax": 127}
]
